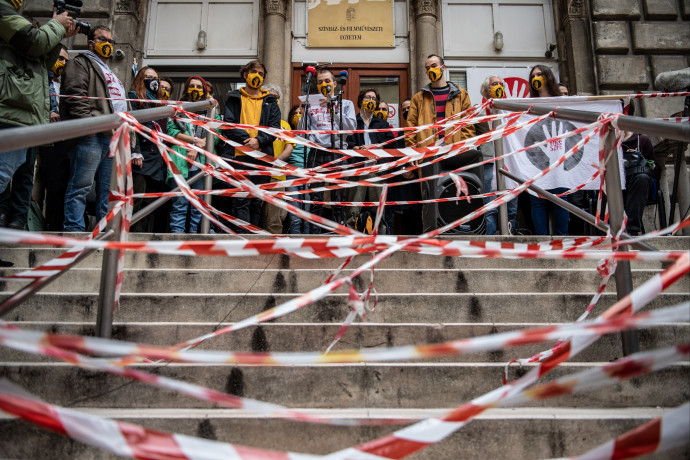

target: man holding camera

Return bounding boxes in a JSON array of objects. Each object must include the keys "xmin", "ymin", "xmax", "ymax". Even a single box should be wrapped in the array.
[
  {"xmin": 0, "ymin": 0, "xmax": 77, "ymax": 197},
  {"xmin": 61, "ymin": 25, "xmax": 127, "ymax": 232}
]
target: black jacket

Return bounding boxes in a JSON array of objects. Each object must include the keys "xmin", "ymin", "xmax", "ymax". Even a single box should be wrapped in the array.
[
  {"xmin": 220, "ymin": 89, "xmax": 281, "ymax": 159},
  {"xmin": 346, "ymin": 114, "xmax": 394, "ymax": 148}
]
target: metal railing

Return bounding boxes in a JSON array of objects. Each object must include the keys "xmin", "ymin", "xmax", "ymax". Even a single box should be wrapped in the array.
[
  {"xmin": 0, "ymin": 99, "xmax": 687, "ymax": 349},
  {"xmin": 491, "ymin": 99, "xmax": 690, "ymax": 355},
  {"xmin": 0, "ymin": 100, "xmax": 215, "ymax": 337}
]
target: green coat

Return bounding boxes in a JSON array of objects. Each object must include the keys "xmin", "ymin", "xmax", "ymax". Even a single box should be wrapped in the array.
[
  {"xmin": 166, "ymin": 114, "xmax": 221, "ymax": 181},
  {"xmin": 0, "ymin": 0, "xmax": 65, "ymax": 127}
]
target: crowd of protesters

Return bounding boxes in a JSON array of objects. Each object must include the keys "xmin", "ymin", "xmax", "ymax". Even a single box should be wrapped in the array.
[{"xmin": 0, "ymin": 14, "xmax": 659, "ymax": 241}]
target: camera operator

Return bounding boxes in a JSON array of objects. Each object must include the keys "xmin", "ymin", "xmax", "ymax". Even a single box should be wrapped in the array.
[
  {"xmin": 60, "ymin": 25, "xmax": 127, "ymax": 232},
  {"xmin": 0, "ymin": 0, "xmax": 77, "ymax": 197}
]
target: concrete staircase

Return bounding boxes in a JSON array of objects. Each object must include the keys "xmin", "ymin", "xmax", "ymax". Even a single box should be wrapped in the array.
[{"xmin": 0, "ymin": 234, "xmax": 688, "ymax": 459}]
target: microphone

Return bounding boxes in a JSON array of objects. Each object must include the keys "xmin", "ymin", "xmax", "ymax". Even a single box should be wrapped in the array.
[
  {"xmin": 338, "ymin": 70, "xmax": 348, "ymax": 87},
  {"xmin": 305, "ymin": 65, "xmax": 316, "ymax": 86},
  {"xmin": 654, "ymin": 67, "xmax": 690, "ymax": 92}
]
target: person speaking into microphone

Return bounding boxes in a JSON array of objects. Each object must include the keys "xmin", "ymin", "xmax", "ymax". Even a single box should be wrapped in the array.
[{"xmin": 302, "ymin": 68, "xmax": 357, "ymax": 233}]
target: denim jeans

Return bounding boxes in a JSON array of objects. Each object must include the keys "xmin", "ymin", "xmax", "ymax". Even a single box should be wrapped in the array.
[
  {"xmin": 63, "ymin": 134, "xmax": 113, "ymax": 232},
  {"xmin": 530, "ymin": 187, "xmax": 569, "ymax": 235},
  {"xmin": 286, "ymin": 184, "xmax": 309, "ymax": 234},
  {"xmin": 0, "ymin": 123, "xmax": 28, "ymax": 195},
  {"xmin": 483, "ymin": 164, "xmax": 518, "ymax": 235},
  {"xmin": 170, "ymin": 175, "xmax": 203, "ymax": 233},
  {"xmin": 0, "ymin": 147, "xmax": 37, "ymax": 227}
]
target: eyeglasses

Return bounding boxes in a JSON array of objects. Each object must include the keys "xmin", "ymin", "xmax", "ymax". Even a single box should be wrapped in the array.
[
  {"xmin": 362, "ymin": 95, "xmax": 377, "ymax": 101},
  {"xmin": 94, "ymin": 36, "xmax": 114, "ymax": 44}
]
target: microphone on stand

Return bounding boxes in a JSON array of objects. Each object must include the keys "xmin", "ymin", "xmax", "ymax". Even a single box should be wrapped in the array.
[
  {"xmin": 305, "ymin": 65, "xmax": 316, "ymax": 87},
  {"xmin": 338, "ymin": 70, "xmax": 348, "ymax": 88}
]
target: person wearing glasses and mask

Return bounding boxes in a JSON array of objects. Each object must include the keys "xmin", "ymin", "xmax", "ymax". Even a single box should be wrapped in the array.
[
  {"xmin": 345, "ymin": 89, "xmax": 394, "ymax": 233},
  {"xmin": 60, "ymin": 25, "xmax": 128, "ymax": 232}
]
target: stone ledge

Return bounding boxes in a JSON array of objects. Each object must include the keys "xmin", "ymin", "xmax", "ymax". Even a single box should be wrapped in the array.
[
  {"xmin": 650, "ymin": 55, "xmax": 689, "ymax": 81},
  {"xmin": 591, "ymin": 0, "xmax": 641, "ymax": 20},
  {"xmin": 593, "ymin": 21, "xmax": 630, "ymax": 53},
  {"xmin": 643, "ymin": 0, "xmax": 678, "ymax": 19},
  {"xmin": 597, "ymin": 55, "xmax": 649, "ymax": 89},
  {"xmin": 632, "ymin": 23, "xmax": 690, "ymax": 53}
]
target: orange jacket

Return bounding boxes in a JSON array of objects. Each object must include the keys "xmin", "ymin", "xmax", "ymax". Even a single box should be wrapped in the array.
[{"xmin": 405, "ymin": 82, "xmax": 476, "ymax": 147}]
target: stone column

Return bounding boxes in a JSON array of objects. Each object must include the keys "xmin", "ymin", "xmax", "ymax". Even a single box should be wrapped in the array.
[
  {"xmin": 558, "ymin": 0, "xmax": 596, "ymax": 95},
  {"xmin": 412, "ymin": 0, "xmax": 439, "ymax": 93},
  {"xmin": 263, "ymin": 0, "xmax": 287, "ymax": 91}
]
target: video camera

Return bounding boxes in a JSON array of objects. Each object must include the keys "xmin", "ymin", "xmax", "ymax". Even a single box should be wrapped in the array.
[{"xmin": 53, "ymin": 0, "xmax": 91, "ymax": 36}]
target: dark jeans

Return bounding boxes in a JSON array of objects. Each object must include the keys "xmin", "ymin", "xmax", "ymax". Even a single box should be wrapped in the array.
[
  {"xmin": 232, "ymin": 155, "xmax": 270, "ymax": 232},
  {"xmin": 39, "ymin": 141, "xmax": 71, "ymax": 231},
  {"xmin": 530, "ymin": 187, "xmax": 569, "ymax": 236},
  {"xmin": 624, "ymin": 173, "xmax": 653, "ymax": 234},
  {"xmin": 0, "ymin": 122, "xmax": 28, "ymax": 195},
  {"xmin": 0, "ymin": 146, "xmax": 37, "ymax": 227}
]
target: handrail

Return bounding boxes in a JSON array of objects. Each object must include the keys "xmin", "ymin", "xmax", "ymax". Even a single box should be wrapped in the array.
[
  {"xmin": 491, "ymin": 100, "xmax": 690, "ymax": 143},
  {"xmin": 0, "ymin": 230, "xmax": 114, "ymax": 318},
  {"xmin": 0, "ymin": 100, "xmax": 214, "ymax": 154}
]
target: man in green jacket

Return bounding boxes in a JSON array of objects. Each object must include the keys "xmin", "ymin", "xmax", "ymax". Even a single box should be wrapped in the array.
[{"xmin": 0, "ymin": 0, "xmax": 76, "ymax": 196}]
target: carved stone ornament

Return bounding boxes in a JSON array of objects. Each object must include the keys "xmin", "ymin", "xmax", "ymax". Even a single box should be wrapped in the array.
[
  {"xmin": 116, "ymin": 0, "xmax": 132, "ymax": 13},
  {"xmin": 415, "ymin": 0, "xmax": 437, "ymax": 18},
  {"xmin": 265, "ymin": 0, "xmax": 286, "ymax": 17},
  {"xmin": 568, "ymin": 0, "xmax": 585, "ymax": 17}
]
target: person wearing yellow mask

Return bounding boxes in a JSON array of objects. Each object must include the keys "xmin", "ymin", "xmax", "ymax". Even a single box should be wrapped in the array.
[
  {"xmin": 527, "ymin": 64, "xmax": 571, "ymax": 236},
  {"xmin": 529, "ymin": 64, "xmax": 561, "ymax": 98},
  {"xmin": 405, "ymin": 54, "xmax": 481, "ymax": 232},
  {"xmin": 35, "ymin": 45, "xmax": 71, "ymax": 231},
  {"xmin": 60, "ymin": 25, "xmax": 130, "ymax": 232},
  {"xmin": 477, "ymin": 75, "xmax": 518, "ymax": 235},
  {"xmin": 216, "ymin": 59, "xmax": 281, "ymax": 232},
  {"xmin": 301, "ymin": 68, "xmax": 356, "ymax": 233},
  {"xmin": 346, "ymin": 89, "xmax": 393, "ymax": 233},
  {"xmin": 166, "ymin": 76, "xmax": 218, "ymax": 233}
]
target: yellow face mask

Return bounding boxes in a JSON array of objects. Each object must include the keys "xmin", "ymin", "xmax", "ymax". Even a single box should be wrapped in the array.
[
  {"xmin": 426, "ymin": 67, "xmax": 442, "ymax": 82},
  {"xmin": 531, "ymin": 75, "xmax": 545, "ymax": 91},
  {"xmin": 317, "ymin": 82, "xmax": 332, "ymax": 97},
  {"xmin": 291, "ymin": 113, "xmax": 302, "ymax": 127},
  {"xmin": 246, "ymin": 72, "xmax": 264, "ymax": 89},
  {"xmin": 93, "ymin": 41, "xmax": 113, "ymax": 59},
  {"xmin": 160, "ymin": 88, "xmax": 171, "ymax": 100},
  {"xmin": 373, "ymin": 110, "xmax": 388, "ymax": 120},
  {"xmin": 489, "ymin": 84, "xmax": 505, "ymax": 99},
  {"xmin": 362, "ymin": 100, "xmax": 377, "ymax": 112},
  {"xmin": 187, "ymin": 88, "xmax": 203, "ymax": 102},
  {"xmin": 52, "ymin": 60, "xmax": 65, "ymax": 77}
]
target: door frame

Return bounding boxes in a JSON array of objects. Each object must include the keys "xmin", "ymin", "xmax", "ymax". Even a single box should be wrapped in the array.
[{"xmin": 290, "ymin": 63, "xmax": 410, "ymax": 110}]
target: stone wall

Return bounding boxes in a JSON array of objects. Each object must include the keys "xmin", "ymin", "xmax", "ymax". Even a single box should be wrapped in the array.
[{"xmin": 591, "ymin": 0, "xmax": 689, "ymax": 118}]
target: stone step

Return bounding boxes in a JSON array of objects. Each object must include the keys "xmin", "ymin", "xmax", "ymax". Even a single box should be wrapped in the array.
[
  {"xmin": 1, "ymin": 267, "xmax": 687, "ymax": 294},
  {"xmin": 1, "ymin": 362, "xmax": 687, "ymax": 409},
  {"xmin": 0, "ymin": 408, "xmax": 684, "ymax": 459},
  {"xmin": 2, "ymin": 322, "xmax": 688, "ymax": 364},
  {"xmin": 0, "ymin": 246, "xmax": 675, "ymax": 270},
  {"xmin": 4, "ymin": 292, "xmax": 686, "ymax": 323}
]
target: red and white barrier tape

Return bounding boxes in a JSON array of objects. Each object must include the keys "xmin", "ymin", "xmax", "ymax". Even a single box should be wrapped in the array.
[{"xmin": 566, "ymin": 402, "xmax": 690, "ymax": 460}]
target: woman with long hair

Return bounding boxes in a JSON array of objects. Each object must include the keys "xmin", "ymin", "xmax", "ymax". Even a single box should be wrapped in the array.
[
  {"xmin": 528, "ymin": 65, "xmax": 570, "ymax": 235},
  {"xmin": 129, "ymin": 66, "xmax": 169, "ymax": 232},
  {"xmin": 165, "ymin": 76, "xmax": 214, "ymax": 233},
  {"xmin": 529, "ymin": 64, "xmax": 563, "ymax": 98}
]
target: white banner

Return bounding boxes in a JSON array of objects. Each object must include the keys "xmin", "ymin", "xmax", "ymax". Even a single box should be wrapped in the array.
[{"xmin": 501, "ymin": 96, "xmax": 625, "ymax": 192}]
